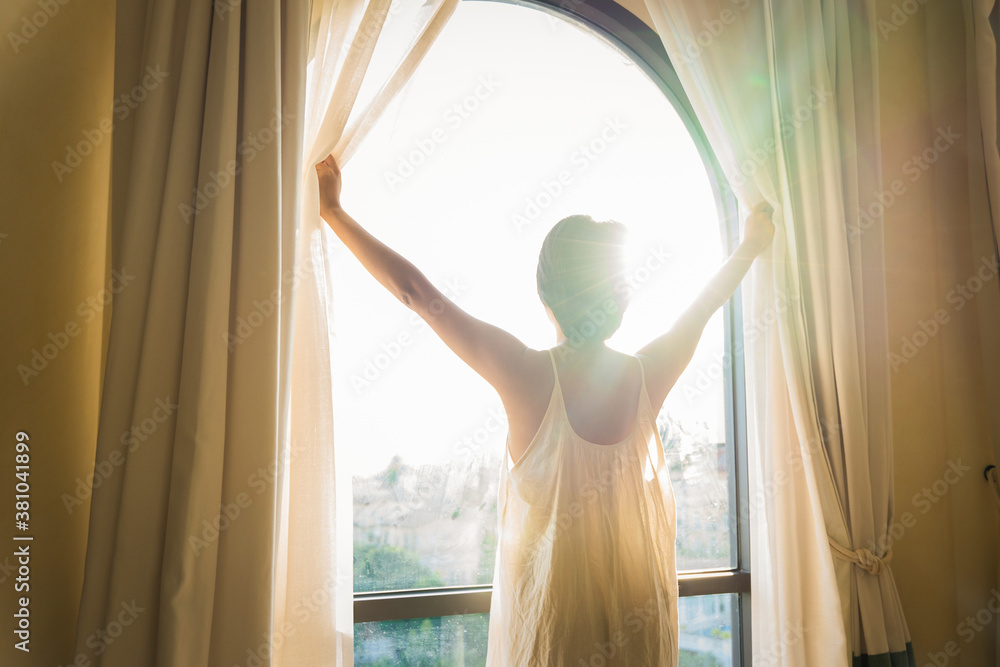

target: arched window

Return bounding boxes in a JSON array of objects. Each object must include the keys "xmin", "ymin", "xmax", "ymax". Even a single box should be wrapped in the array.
[{"xmin": 336, "ymin": 0, "xmax": 750, "ymax": 663}]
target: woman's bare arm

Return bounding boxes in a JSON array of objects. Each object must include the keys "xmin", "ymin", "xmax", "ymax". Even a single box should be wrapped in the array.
[
  {"xmin": 314, "ymin": 154, "xmax": 536, "ymax": 397},
  {"xmin": 637, "ymin": 202, "xmax": 775, "ymax": 410}
]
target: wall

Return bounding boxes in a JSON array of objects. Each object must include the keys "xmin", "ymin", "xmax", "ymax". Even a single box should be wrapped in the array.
[
  {"xmin": 877, "ymin": 0, "xmax": 999, "ymax": 663},
  {"xmin": 0, "ymin": 0, "xmax": 115, "ymax": 665}
]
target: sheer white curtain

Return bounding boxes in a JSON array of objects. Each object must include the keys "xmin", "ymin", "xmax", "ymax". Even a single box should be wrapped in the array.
[
  {"xmin": 641, "ymin": 0, "xmax": 913, "ymax": 664},
  {"xmin": 277, "ymin": 0, "xmax": 458, "ymax": 663}
]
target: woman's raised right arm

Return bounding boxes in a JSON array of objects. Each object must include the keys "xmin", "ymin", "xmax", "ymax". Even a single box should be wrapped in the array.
[{"xmin": 637, "ymin": 202, "xmax": 775, "ymax": 412}]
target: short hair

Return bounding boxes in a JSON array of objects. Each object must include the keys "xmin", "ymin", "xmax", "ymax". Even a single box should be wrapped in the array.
[{"xmin": 536, "ymin": 215, "xmax": 630, "ymax": 344}]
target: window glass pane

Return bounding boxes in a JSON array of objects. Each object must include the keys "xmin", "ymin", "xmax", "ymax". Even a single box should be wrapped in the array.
[
  {"xmin": 355, "ymin": 614, "xmax": 489, "ymax": 666},
  {"xmin": 678, "ymin": 594, "xmax": 737, "ymax": 666},
  {"xmin": 664, "ymin": 415, "xmax": 735, "ymax": 571},
  {"xmin": 354, "ymin": 596, "xmax": 737, "ymax": 666},
  {"xmin": 339, "ymin": 1, "xmax": 735, "ymax": 593}
]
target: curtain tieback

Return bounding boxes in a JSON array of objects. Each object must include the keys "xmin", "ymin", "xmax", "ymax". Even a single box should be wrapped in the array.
[
  {"xmin": 986, "ymin": 465, "xmax": 1000, "ymax": 512},
  {"xmin": 828, "ymin": 537, "xmax": 892, "ymax": 575}
]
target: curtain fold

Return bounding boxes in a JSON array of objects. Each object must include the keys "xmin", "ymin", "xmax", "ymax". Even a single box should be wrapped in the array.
[
  {"xmin": 74, "ymin": 0, "xmax": 456, "ymax": 665},
  {"xmin": 641, "ymin": 0, "xmax": 913, "ymax": 664}
]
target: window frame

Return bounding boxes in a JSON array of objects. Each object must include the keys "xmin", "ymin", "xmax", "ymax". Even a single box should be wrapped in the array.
[{"xmin": 352, "ymin": 0, "xmax": 752, "ymax": 662}]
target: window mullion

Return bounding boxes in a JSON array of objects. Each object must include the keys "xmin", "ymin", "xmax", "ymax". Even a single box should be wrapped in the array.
[{"xmin": 354, "ymin": 571, "xmax": 750, "ymax": 623}]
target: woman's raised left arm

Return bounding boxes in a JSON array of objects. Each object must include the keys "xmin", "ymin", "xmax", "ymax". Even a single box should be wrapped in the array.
[{"xmin": 314, "ymin": 153, "xmax": 537, "ymax": 397}]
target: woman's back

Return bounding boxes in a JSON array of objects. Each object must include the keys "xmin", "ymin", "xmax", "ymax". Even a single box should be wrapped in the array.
[
  {"xmin": 503, "ymin": 345, "xmax": 657, "ymax": 464},
  {"xmin": 486, "ymin": 349, "xmax": 679, "ymax": 666}
]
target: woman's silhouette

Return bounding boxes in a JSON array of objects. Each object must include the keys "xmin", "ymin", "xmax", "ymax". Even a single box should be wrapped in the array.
[{"xmin": 316, "ymin": 153, "xmax": 774, "ymax": 665}]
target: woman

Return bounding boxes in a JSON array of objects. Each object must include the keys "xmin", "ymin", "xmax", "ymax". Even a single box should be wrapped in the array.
[{"xmin": 315, "ymin": 154, "xmax": 774, "ymax": 665}]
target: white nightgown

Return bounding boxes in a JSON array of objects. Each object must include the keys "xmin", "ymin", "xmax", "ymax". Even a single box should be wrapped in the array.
[{"xmin": 486, "ymin": 349, "xmax": 679, "ymax": 666}]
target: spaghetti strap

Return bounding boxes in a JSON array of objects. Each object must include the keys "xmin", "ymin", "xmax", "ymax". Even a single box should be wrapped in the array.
[
  {"xmin": 635, "ymin": 354, "xmax": 657, "ymax": 421},
  {"xmin": 635, "ymin": 353, "xmax": 646, "ymax": 387},
  {"xmin": 546, "ymin": 348, "xmax": 563, "ymax": 396}
]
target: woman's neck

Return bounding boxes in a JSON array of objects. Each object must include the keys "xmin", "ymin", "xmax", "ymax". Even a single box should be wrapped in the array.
[{"xmin": 553, "ymin": 338, "xmax": 607, "ymax": 363}]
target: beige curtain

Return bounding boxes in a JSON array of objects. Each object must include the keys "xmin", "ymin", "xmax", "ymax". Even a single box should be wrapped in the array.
[
  {"xmin": 73, "ymin": 0, "xmax": 456, "ymax": 665},
  {"xmin": 641, "ymin": 0, "xmax": 912, "ymax": 664}
]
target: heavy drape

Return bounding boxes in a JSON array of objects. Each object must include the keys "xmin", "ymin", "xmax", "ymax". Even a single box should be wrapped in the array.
[
  {"xmin": 73, "ymin": 0, "xmax": 455, "ymax": 665},
  {"xmin": 640, "ymin": 0, "xmax": 913, "ymax": 664}
]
